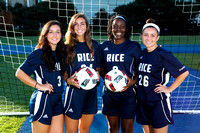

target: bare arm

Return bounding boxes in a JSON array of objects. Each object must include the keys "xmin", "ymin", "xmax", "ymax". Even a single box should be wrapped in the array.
[
  {"xmin": 96, "ymin": 67, "xmax": 105, "ymax": 80},
  {"xmin": 154, "ymin": 71, "xmax": 189, "ymax": 93},
  {"xmin": 121, "ymin": 75, "xmax": 138, "ymax": 92},
  {"xmin": 15, "ymin": 68, "xmax": 54, "ymax": 94},
  {"xmin": 63, "ymin": 70, "xmax": 79, "ymax": 88}
]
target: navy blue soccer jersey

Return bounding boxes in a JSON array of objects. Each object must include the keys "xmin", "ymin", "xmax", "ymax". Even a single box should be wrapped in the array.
[
  {"xmin": 100, "ymin": 40, "xmax": 142, "ymax": 79},
  {"xmin": 20, "ymin": 49, "xmax": 64, "ymax": 94},
  {"xmin": 137, "ymin": 47, "xmax": 188, "ymax": 101},
  {"xmin": 64, "ymin": 40, "xmax": 100, "ymax": 118},
  {"xmin": 66, "ymin": 40, "xmax": 100, "ymax": 77}
]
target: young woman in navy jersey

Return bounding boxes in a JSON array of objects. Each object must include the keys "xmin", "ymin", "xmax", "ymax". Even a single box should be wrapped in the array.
[
  {"xmin": 99, "ymin": 15, "xmax": 142, "ymax": 133},
  {"xmin": 136, "ymin": 18, "xmax": 189, "ymax": 133},
  {"xmin": 63, "ymin": 13, "xmax": 101, "ymax": 133},
  {"xmin": 15, "ymin": 20, "xmax": 66, "ymax": 133}
]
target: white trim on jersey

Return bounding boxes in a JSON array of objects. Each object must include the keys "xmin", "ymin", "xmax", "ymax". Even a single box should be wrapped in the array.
[
  {"xmin": 64, "ymin": 65, "xmax": 74, "ymax": 113},
  {"xmin": 34, "ymin": 91, "xmax": 42, "ymax": 115},
  {"xmin": 160, "ymin": 99, "xmax": 171, "ymax": 123},
  {"xmin": 163, "ymin": 71, "xmax": 170, "ymax": 86},
  {"xmin": 34, "ymin": 69, "xmax": 42, "ymax": 84},
  {"xmin": 159, "ymin": 68, "xmax": 172, "ymax": 122},
  {"xmin": 166, "ymin": 93, "xmax": 172, "ymax": 117},
  {"xmin": 129, "ymin": 57, "xmax": 135, "ymax": 78},
  {"xmin": 64, "ymin": 85, "xmax": 70, "ymax": 108},
  {"xmin": 64, "ymin": 88, "xmax": 74, "ymax": 114},
  {"xmin": 40, "ymin": 66, "xmax": 44, "ymax": 79},
  {"xmin": 160, "ymin": 68, "xmax": 171, "ymax": 100},
  {"xmin": 37, "ymin": 94, "xmax": 48, "ymax": 121}
]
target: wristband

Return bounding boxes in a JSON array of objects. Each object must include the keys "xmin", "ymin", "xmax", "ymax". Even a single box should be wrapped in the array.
[{"xmin": 34, "ymin": 82, "xmax": 38, "ymax": 88}]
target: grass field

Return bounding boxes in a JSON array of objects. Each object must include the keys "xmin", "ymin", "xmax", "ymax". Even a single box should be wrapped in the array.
[
  {"xmin": 0, "ymin": 55, "xmax": 34, "ymax": 113},
  {"xmin": 1, "ymin": 35, "xmax": 200, "ymax": 45},
  {"xmin": 0, "ymin": 116, "xmax": 26, "ymax": 133}
]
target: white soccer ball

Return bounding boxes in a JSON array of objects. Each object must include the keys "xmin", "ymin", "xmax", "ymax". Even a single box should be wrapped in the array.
[
  {"xmin": 104, "ymin": 66, "xmax": 128, "ymax": 92},
  {"xmin": 75, "ymin": 66, "xmax": 99, "ymax": 90}
]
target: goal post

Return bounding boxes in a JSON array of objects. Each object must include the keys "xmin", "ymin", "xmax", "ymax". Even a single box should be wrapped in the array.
[{"xmin": 0, "ymin": 0, "xmax": 200, "ymax": 115}]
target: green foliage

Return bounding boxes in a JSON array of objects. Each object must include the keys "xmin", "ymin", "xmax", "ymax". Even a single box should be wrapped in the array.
[
  {"xmin": 0, "ymin": 116, "xmax": 26, "ymax": 133},
  {"xmin": 112, "ymin": 0, "xmax": 199, "ymax": 35},
  {"xmin": 0, "ymin": 0, "xmax": 6, "ymax": 10},
  {"xmin": 5, "ymin": 1, "xmax": 77, "ymax": 35}
]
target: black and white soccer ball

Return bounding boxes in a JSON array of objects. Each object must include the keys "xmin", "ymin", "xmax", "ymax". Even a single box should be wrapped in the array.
[
  {"xmin": 104, "ymin": 66, "xmax": 128, "ymax": 92},
  {"xmin": 75, "ymin": 66, "xmax": 99, "ymax": 90}
]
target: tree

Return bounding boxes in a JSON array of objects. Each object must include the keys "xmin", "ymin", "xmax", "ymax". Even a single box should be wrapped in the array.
[
  {"xmin": 113, "ymin": 0, "xmax": 199, "ymax": 35},
  {"xmin": 6, "ymin": 0, "xmax": 77, "ymax": 35},
  {"xmin": 0, "ymin": 0, "xmax": 6, "ymax": 10}
]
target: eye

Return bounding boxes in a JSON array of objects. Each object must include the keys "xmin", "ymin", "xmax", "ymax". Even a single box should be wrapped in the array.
[
  {"xmin": 120, "ymin": 25, "xmax": 125, "ymax": 29},
  {"xmin": 112, "ymin": 25, "xmax": 117, "ymax": 29}
]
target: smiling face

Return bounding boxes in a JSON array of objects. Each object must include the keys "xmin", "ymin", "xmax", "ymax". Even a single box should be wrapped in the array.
[
  {"xmin": 141, "ymin": 27, "xmax": 160, "ymax": 52},
  {"xmin": 74, "ymin": 17, "xmax": 86, "ymax": 41},
  {"xmin": 46, "ymin": 24, "xmax": 62, "ymax": 51},
  {"xmin": 112, "ymin": 18, "xmax": 126, "ymax": 44}
]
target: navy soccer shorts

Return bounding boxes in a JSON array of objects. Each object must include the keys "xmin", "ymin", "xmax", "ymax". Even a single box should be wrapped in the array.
[
  {"xmin": 136, "ymin": 96, "xmax": 174, "ymax": 128},
  {"xmin": 102, "ymin": 86, "xmax": 137, "ymax": 119},
  {"xmin": 29, "ymin": 90, "xmax": 63, "ymax": 125},
  {"xmin": 63, "ymin": 86, "xmax": 97, "ymax": 119}
]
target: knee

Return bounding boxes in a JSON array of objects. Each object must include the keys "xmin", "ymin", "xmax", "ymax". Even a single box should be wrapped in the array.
[{"xmin": 108, "ymin": 123, "xmax": 119, "ymax": 133}]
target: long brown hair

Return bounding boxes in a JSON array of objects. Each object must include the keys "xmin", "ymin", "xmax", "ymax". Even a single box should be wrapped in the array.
[
  {"xmin": 65, "ymin": 13, "xmax": 94, "ymax": 65},
  {"xmin": 35, "ymin": 20, "xmax": 66, "ymax": 75}
]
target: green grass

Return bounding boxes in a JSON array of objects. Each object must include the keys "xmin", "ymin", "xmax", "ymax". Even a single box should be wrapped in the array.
[
  {"xmin": 0, "ymin": 116, "xmax": 27, "ymax": 133},
  {"xmin": 1, "ymin": 35, "xmax": 200, "ymax": 45},
  {"xmin": 174, "ymin": 53, "xmax": 200, "ymax": 70},
  {"xmin": 0, "ymin": 55, "xmax": 34, "ymax": 113}
]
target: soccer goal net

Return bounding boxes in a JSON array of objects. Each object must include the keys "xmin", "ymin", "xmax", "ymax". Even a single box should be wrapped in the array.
[{"xmin": 0, "ymin": 0, "xmax": 200, "ymax": 115}]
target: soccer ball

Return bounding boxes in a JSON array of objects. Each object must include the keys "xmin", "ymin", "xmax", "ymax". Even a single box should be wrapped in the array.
[
  {"xmin": 104, "ymin": 66, "xmax": 128, "ymax": 92},
  {"xmin": 75, "ymin": 66, "xmax": 99, "ymax": 90}
]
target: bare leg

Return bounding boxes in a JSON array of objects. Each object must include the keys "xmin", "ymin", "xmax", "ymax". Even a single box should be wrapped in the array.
[
  {"xmin": 79, "ymin": 114, "xmax": 95, "ymax": 133},
  {"xmin": 49, "ymin": 114, "xmax": 64, "ymax": 133},
  {"xmin": 153, "ymin": 125, "xmax": 168, "ymax": 133},
  {"xmin": 32, "ymin": 121, "xmax": 50, "ymax": 133},
  {"xmin": 142, "ymin": 125, "xmax": 153, "ymax": 133},
  {"xmin": 121, "ymin": 118, "xmax": 134, "ymax": 133},
  {"xmin": 106, "ymin": 116, "xmax": 120, "ymax": 133},
  {"xmin": 65, "ymin": 115, "xmax": 79, "ymax": 133}
]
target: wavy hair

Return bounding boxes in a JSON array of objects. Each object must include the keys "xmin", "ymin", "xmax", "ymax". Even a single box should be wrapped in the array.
[
  {"xmin": 35, "ymin": 20, "xmax": 66, "ymax": 75},
  {"xmin": 107, "ymin": 14, "xmax": 131, "ymax": 42},
  {"xmin": 65, "ymin": 13, "xmax": 94, "ymax": 65}
]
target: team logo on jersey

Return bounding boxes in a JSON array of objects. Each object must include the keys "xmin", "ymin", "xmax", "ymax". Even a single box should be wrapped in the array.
[
  {"xmin": 104, "ymin": 47, "xmax": 109, "ymax": 51},
  {"xmin": 55, "ymin": 63, "xmax": 61, "ymax": 71},
  {"xmin": 106, "ymin": 54, "xmax": 124, "ymax": 62},
  {"xmin": 68, "ymin": 108, "xmax": 73, "ymax": 112},
  {"xmin": 140, "ymin": 56, "xmax": 143, "ymax": 59},
  {"xmin": 77, "ymin": 53, "xmax": 94, "ymax": 62},
  {"xmin": 43, "ymin": 114, "xmax": 48, "ymax": 118}
]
